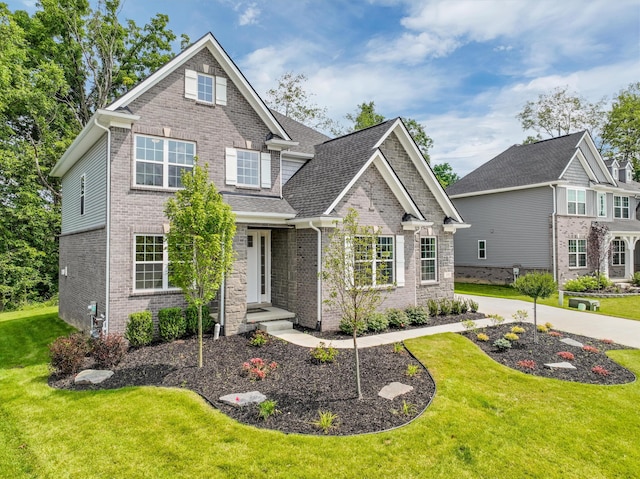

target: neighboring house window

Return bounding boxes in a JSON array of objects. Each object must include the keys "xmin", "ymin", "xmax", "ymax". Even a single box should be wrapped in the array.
[
  {"xmin": 567, "ymin": 189, "xmax": 586, "ymax": 215},
  {"xmin": 478, "ymin": 240, "xmax": 486, "ymax": 260},
  {"xmin": 236, "ymin": 149, "xmax": 260, "ymax": 186},
  {"xmin": 420, "ymin": 237, "xmax": 437, "ymax": 282},
  {"xmin": 614, "ymin": 196, "xmax": 630, "ymax": 219},
  {"xmin": 354, "ymin": 236, "xmax": 394, "ymax": 286},
  {"xmin": 134, "ymin": 235, "xmax": 173, "ymax": 291},
  {"xmin": 197, "ymin": 73, "xmax": 214, "ymax": 103},
  {"xmin": 568, "ymin": 239, "xmax": 587, "ymax": 268},
  {"xmin": 597, "ymin": 192, "xmax": 606, "ymax": 217},
  {"xmin": 613, "ymin": 168, "xmax": 618, "ymax": 179},
  {"xmin": 135, "ymin": 135, "xmax": 195, "ymax": 188},
  {"xmin": 627, "ymin": 169, "xmax": 633, "ymax": 182},
  {"xmin": 80, "ymin": 174, "xmax": 85, "ymax": 216},
  {"xmin": 612, "ymin": 239, "xmax": 625, "ymax": 266}
]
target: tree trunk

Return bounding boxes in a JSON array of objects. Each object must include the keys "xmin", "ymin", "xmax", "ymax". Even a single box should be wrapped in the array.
[
  {"xmin": 353, "ymin": 331, "xmax": 362, "ymax": 400},
  {"xmin": 198, "ymin": 304, "xmax": 203, "ymax": 368}
]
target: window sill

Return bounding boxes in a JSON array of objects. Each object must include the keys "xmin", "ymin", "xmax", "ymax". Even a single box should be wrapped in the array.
[
  {"xmin": 568, "ymin": 267, "xmax": 588, "ymax": 270},
  {"xmin": 235, "ymin": 184, "xmax": 262, "ymax": 191},
  {"xmin": 130, "ymin": 288, "xmax": 182, "ymax": 298},
  {"xmin": 131, "ymin": 185, "xmax": 183, "ymax": 193},
  {"xmin": 420, "ymin": 280, "xmax": 439, "ymax": 286}
]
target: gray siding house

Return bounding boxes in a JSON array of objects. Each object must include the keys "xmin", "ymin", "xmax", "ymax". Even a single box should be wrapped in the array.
[
  {"xmin": 51, "ymin": 33, "xmax": 467, "ymax": 336},
  {"xmin": 447, "ymin": 132, "xmax": 640, "ymax": 286}
]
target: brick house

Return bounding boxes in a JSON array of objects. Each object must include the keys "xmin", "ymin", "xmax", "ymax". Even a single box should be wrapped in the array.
[
  {"xmin": 51, "ymin": 33, "xmax": 467, "ymax": 336},
  {"xmin": 447, "ymin": 131, "xmax": 640, "ymax": 286}
]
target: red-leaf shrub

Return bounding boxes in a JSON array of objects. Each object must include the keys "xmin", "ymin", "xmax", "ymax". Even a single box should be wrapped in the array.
[
  {"xmin": 49, "ymin": 333, "xmax": 90, "ymax": 376},
  {"xmin": 556, "ymin": 351, "xmax": 575, "ymax": 361},
  {"xmin": 92, "ymin": 333, "xmax": 127, "ymax": 368},
  {"xmin": 548, "ymin": 331, "xmax": 562, "ymax": 337},
  {"xmin": 591, "ymin": 365, "xmax": 609, "ymax": 376},
  {"xmin": 600, "ymin": 338, "xmax": 613, "ymax": 344},
  {"xmin": 583, "ymin": 345, "xmax": 599, "ymax": 353},
  {"xmin": 242, "ymin": 357, "xmax": 278, "ymax": 380},
  {"xmin": 516, "ymin": 359, "xmax": 536, "ymax": 370}
]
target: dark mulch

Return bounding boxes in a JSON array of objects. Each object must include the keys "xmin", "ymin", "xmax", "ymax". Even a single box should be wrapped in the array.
[
  {"xmin": 49, "ymin": 334, "xmax": 435, "ymax": 436},
  {"xmin": 461, "ymin": 323, "xmax": 636, "ymax": 385}
]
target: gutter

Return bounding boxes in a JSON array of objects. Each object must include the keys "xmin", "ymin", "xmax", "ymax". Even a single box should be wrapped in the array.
[
  {"xmin": 309, "ymin": 221, "xmax": 322, "ymax": 329},
  {"xmin": 550, "ymin": 184, "xmax": 557, "ymax": 282}
]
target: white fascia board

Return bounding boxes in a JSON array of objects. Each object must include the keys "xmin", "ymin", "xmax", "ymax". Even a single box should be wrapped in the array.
[
  {"xmin": 577, "ymin": 131, "xmax": 618, "ymax": 184},
  {"xmin": 402, "ymin": 220, "xmax": 434, "ymax": 231},
  {"xmin": 444, "ymin": 223, "xmax": 472, "ymax": 233},
  {"xmin": 449, "ymin": 181, "xmax": 564, "ymax": 199},
  {"xmin": 374, "ymin": 119, "xmax": 465, "ymax": 223},
  {"xmin": 51, "ymin": 109, "xmax": 139, "ymax": 177},
  {"xmin": 265, "ymin": 138, "xmax": 299, "ymax": 151},
  {"xmin": 107, "ymin": 33, "xmax": 291, "ymax": 141},
  {"xmin": 233, "ymin": 211, "xmax": 294, "ymax": 224},
  {"xmin": 288, "ymin": 217, "xmax": 341, "ymax": 229}
]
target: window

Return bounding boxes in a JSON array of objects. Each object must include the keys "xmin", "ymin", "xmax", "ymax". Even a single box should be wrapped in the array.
[
  {"xmin": 597, "ymin": 192, "xmax": 606, "ymax": 217},
  {"xmin": 225, "ymin": 148, "xmax": 271, "ymax": 188},
  {"xmin": 197, "ymin": 73, "xmax": 213, "ymax": 103},
  {"xmin": 612, "ymin": 239, "xmax": 625, "ymax": 266},
  {"xmin": 627, "ymin": 169, "xmax": 633, "ymax": 182},
  {"xmin": 421, "ymin": 237, "xmax": 437, "ymax": 282},
  {"xmin": 614, "ymin": 196, "xmax": 630, "ymax": 219},
  {"xmin": 80, "ymin": 174, "xmax": 85, "ymax": 215},
  {"xmin": 478, "ymin": 240, "xmax": 486, "ymax": 260},
  {"xmin": 354, "ymin": 236, "xmax": 394, "ymax": 286},
  {"xmin": 184, "ymin": 69, "xmax": 227, "ymax": 105},
  {"xmin": 135, "ymin": 136, "xmax": 195, "ymax": 188},
  {"xmin": 568, "ymin": 239, "xmax": 587, "ymax": 268},
  {"xmin": 134, "ymin": 235, "xmax": 174, "ymax": 291},
  {"xmin": 567, "ymin": 188, "xmax": 586, "ymax": 215},
  {"xmin": 236, "ymin": 149, "xmax": 260, "ymax": 186}
]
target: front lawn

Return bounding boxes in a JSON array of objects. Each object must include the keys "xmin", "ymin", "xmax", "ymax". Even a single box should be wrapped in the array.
[
  {"xmin": 455, "ymin": 282, "xmax": 640, "ymax": 321},
  {"xmin": 1, "ymin": 306, "xmax": 639, "ymax": 478}
]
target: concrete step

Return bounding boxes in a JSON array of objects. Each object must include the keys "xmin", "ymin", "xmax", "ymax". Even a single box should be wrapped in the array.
[{"xmin": 258, "ymin": 320, "xmax": 294, "ymax": 333}]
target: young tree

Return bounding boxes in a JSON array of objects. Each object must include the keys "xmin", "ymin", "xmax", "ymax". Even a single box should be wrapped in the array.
[
  {"xmin": 165, "ymin": 163, "xmax": 236, "ymax": 367},
  {"xmin": 512, "ymin": 272, "xmax": 557, "ymax": 344},
  {"xmin": 588, "ymin": 223, "xmax": 611, "ymax": 289},
  {"xmin": 432, "ymin": 162, "xmax": 460, "ymax": 188},
  {"xmin": 322, "ymin": 209, "xmax": 391, "ymax": 399},
  {"xmin": 602, "ymin": 82, "xmax": 640, "ymax": 181}
]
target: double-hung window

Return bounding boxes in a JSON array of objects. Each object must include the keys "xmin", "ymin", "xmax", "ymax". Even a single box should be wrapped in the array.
[
  {"xmin": 420, "ymin": 237, "xmax": 437, "ymax": 282},
  {"xmin": 197, "ymin": 73, "xmax": 214, "ymax": 103},
  {"xmin": 614, "ymin": 196, "xmax": 630, "ymax": 219},
  {"xmin": 612, "ymin": 239, "xmax": 625, "ymax": 266},
  {"xmin": 135, "ymin": 136, "xmax": 195, "ymax": 188},
  {"xmin": 236, "ymin": 149, "xmax": 260, "ymax": 187},
  {"xmin": 568, "ymin": 239, "xmax": 587, "ymax": 268},
  {"xmin": 135, "ymin": 235, "xmax": 173, "ymax": 291},
  {"xmin": 567, "ymin": 189, "xmax": 586, "ymax": 215},
  {"xmin": 184, "ymin": 69, "xmax": 227, "ymax": 105},
  {"xmin": 353, "ymin": 236, "xmax": 394, "ymax": 286},
  {"xmin": 478, "ymin": 240, "xmax": 487, "ymax": 260},
  {"xmin": 597, "ymin": 192, "xmax": 606, "ymax": 217}
]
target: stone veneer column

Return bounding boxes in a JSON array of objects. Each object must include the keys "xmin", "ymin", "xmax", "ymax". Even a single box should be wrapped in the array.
[{"xmin": 224, "ymin": 224, "xmax": 248, "ymax": 335}]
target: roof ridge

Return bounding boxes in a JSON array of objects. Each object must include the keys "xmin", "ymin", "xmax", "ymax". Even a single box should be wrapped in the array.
[{"xmin": 319, "ymin": 118, "xmax": 398, "ymax": 146}]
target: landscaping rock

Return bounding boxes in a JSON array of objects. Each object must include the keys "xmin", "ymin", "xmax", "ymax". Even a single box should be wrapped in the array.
[
  {"xmin": 560, "ymin": 338, "xmax": 584, "ymax": 348},
  {"xmin": 543, "ymin": 362, "xmax": 577, "ymax": 370},
  {"xmin": 378, "ymin": 382, "xmax": 414, "ymax": 400},
  {"xmin": 74, "ymin": 369, "xmax": 114, "ymax": 385},
  {"xmin": 219, "ymin": 391, "xmax": 266, "ymax": 408}
]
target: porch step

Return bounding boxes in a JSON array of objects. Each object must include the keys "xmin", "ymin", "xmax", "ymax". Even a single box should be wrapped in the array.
[{"xmin": 258, "ymin": 320, "xmax": 294, "ymax": 333}]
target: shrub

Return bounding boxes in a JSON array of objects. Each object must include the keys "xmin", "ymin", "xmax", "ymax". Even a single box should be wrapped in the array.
[
  {"xmin": 426, "ymin": 299, "xmax": 439, "ymax": 317},
  {"xmin": 310, "ymin": 342, "xmax": 339, "ymax": 364},
  {"xmin": 185, "ymin": 305, "xmax": 212, "ymax": 336},
  {"xmin": 601, "ymin": 338, "xmax": 614, "ymax": 344},
  {"xmin": 503, "ymin": 332, "xmax": 519, "ymax": 342},
  {"xmin": 405, "ymin": 363, "xmax": 420, "ymax": 377},
  {"xmin": 461, "ymin": 319, "xmax": 477, "ymax": 332},
  {"xmin": 459, "ymin": 298, "xmax": 469, "ymax": 314},
  {"xmin": 392, "ymin": 342, "xmax": 405, "ymax": 354},
  {"xmin": 249, "ymin": 329, "xmax": 269, "ymax": 347},
  {"xmin": 583, "ymin": 345, "xmax": 600, "ymax": 353},
  {"xmin": 257, "ymin": 399, "xmax": 279, "ymax": 420},
  {"xmin": 548, "ymin": 331, "xmax": 562, "ymax": 337},
  {"xmin": 405, "ymin": 306, "xmax": 429, "ymax": 325},
  {"xmin": 312, "ymin": 410, "xmax": 339, "ymax": 434},
  {"xmin": 487, "ymin": 314, "xmax": 505, "ymax": 326},
  {"xmin": 450, "ymin": 298, "xmax": 462, "ymax": 315},
  {"xmin": 517, "ymin": 359, "xmax": 536, "ymax": 370},
  {"xmin": 511, "ymin": 326, "xmax": 525, "ymax": 334},
  {"xmin": 92, "ymin": 333, "xmax": 127, "ymax": 368},
  {"xmin": 557, "ymin": 351, "xmax": 575, "ymax": 361},
  {"xmin": 438, "ymin": 298, "xmax": 452, "ymax": 316},
  {"xmin": 366, "ymin": 312, "xmax": 389, "ymax": 332},
  {"xmin": 591, "ymin": 365, "xmax": 609, "ymax": 376},
  {"xmin": 512, "ymin": 310, "xmax": 529, "ymax": 321},
  {"xmin": 493, "ymin": 338, "xmax": 512, "ymax": 351},
  {"xmin": 536, "ymin": 324, "xmax": 548, "ymax": 333},
  {"xmin": 633, "ymin": 272, "xmax": 640, "ymax": 287},
  {"xmin": 392, "ymin": 400, "xmax": 417, "ymax": 416},
  {"xmin": 544, "ymin": 322, "xmax": 554, "ymax": 329},
  {"xmin": 387, "ymin": 308, "xmax": 409, "ymax": 328},
  {"xmin": 125, "ymin": 311, "xmax": 154, "ymax": 347},
  {"xmin": 242, "ymin": 357, "xmax": 278, "ymax": 380},
  {"xmin": 339, "ymin": 317, "xmax": 367, "ymax": 336},
  {"xmin": 49, "ymin": 333, "xmax": 90, "ymax": 376},
  {"xmin": 476, "ymin": 333, "xmax": 489, "ymax": 342},
  {"xmin": 158, "ymin": 307, "xmax": 186, "ymax": 342},
  {"xmin": 564, "ymin": 274, "xmax": 613, "ymax": 292},
  {"xmin": 467, "ymin": 298, "xmax": 479, "ymax": 313}
]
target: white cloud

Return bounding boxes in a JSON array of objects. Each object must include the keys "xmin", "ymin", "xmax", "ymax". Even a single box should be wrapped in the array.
[{"xmin": 238, "ymin": 4, "xmax": 260, "ymax": 26}]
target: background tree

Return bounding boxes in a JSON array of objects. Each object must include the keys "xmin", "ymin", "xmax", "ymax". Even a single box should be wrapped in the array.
[
  {"xmin": 345, "ymin": 101, "xmax": 386, "ymax": 131},
  {"xmin": 601, "ymin": 82, "xmax": 640, "ymax": 181},
  {"xmin": 165, "ymin": 163, "xmax": 236, "ymax": 368},
  {"xmin": 516, "ymin": 86, "xmax": 605, "ymax": 142},
  {"xmin": 512, "ymin": 272, "xmax": 557, "ymax": 344},
  {"xmin": 432, "ymin": 163, "xmax": 460, "ymax": 188},
  {"xmin": 322, "ymin": 209, "xmax": 391, "ymax": 399}
]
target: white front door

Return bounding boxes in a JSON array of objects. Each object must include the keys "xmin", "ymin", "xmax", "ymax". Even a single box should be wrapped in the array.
[{"xmin": 246, "ymin": 230, "xmax": 271, "ymax": 304}]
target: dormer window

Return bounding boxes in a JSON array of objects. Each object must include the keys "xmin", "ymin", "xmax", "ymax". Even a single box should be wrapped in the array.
[{"xmin": 627, "ymin": 169, "xmax": 633, "ymax": 182}]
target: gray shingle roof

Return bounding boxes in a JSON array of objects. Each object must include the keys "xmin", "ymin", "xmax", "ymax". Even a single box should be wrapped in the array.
[
  {"xmin": 222, "ymin": 193, "xmax": 296, "ymax": 216},
  {"xmin": 446, "ymin": 131, "xmax": 585, "ymax": 196},
  {"xmin": 270, "ymin": 109, "xmax": 331, "ymax": 155},
  {"xmin": 283, "ymin": 120, "xmax": 397, "ymax": 218}
]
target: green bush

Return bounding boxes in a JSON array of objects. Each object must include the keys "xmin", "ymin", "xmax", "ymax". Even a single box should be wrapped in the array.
[
  {"xmin": 405, "ymin": 306, "xmax": 429, "ymax": 325},
  {"xmin": 249, "ymin": 329, "xmax": 269, "ymax": 347},
  {"xmin": 49, "ymin": 333, "xmax": 90, "ymax": 376},
  {"xmin": 564, "ymin": 274, "xmax": 613, "ymax": 292},
  {"xmin": 125, "ymin": 311, "xmax": 154, "ymax": 347},
  {"xmin": 467, "ymin": 298, "xmax": 479, "ymax": 313},
  {"xmin": 185, "ymin": 305, "xmax": 212, "ymax": 336},
  {"xmin": 450, "ymin": 298, "xmax": 462, "ymax": 315},
  {"xmin": 493, "ymin": 338, "xmax": 512, "ymax": 351},
  {"xmin": 158, "ymin": 307, "xmax": 186, "ymax": 342},
  {"xmin": 438, "ymin": 298, "xmax": 452, "ymax": 316},
  {"xmin": 633, "ymin": 272, "xmax": 640, "ymax": 286},
  {"xmin": 386, "ymin": 308, "xmax": 409, "ymax": 328},
  {"xmin": 366, "ymin": 312, "xmax": 389, "ymax": 332},
  {"xmin": 339, "ymin": 317, "xmax": 367, "ymax": 336},
  {"xmin": 310, "ymin": 342, "xmax": 339, "ymax": 364},
  {"xmin": 426, "ymin": 299, "xmax": 439, "ymax": 317}
]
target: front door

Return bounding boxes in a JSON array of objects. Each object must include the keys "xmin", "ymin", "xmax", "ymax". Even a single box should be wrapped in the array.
[{"xmin": 247, "ymin": 230, "xmax": 271, "ymax": 304}]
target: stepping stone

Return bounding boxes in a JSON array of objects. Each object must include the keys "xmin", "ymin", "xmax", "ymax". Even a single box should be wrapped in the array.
[
  {"xmin": 219, "ymin": 391, "xmax": 266, "ymax": 408},
  {"xmin": 543, "ymin": 362, "xmax": 577, "ymax": 370},
  {"xmin": 75, "ymin": 369, "xmax": 114, "ymax": 385},
  {"xmin": 560, "ymin": 338, "xmax": 584, "ymax": 348},
  {"xmin": 378, "ymin": 382, "xmax": 414, "ymax": 400}
]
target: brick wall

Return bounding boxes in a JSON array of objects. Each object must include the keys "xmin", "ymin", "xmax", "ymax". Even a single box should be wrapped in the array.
[
  {"xmin": 556, "ymin": 215, "xmax": 593, "ymax": 286},
  {"xmin": 296, "ymin": 228, "xmax": 319, "ymax": 329}
]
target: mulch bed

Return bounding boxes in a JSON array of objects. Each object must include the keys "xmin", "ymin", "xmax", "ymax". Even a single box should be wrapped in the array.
[
  {"xmin": 49, "ymin": 334, "xmax": 435, "ymax": 436},
  {"xmin": 461, "ymin": 323, "xmax": 636, "ymax": 385}
]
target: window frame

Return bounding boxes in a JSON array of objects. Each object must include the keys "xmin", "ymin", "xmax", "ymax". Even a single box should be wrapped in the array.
[
  {"xmin": 567, "ymin": 188, "xmax": 586, "ymax": 216},
  {"xmin": 134, "ymin": 135, "xmax": 196, "ymax": 190},
  {"xmin": 133, "ymin": 234, "xmax": 178, "ymax": 292},
  {"xmin": 353, "ymin": 235, "xmax": 395, "ymax": 286},
  {"xmin": 197, "ymin": 72, "xmax": 214, "ymax": 103},
  {"xmin": 568, "ymin": 239, "xmax": 587, "ymax": 269},
  {"xmin": 597, "ymin": 192, "xmax": 606, "ymax": 217},
  {"xmin": 612, "ymin": 239, "xmax": 625, "ymax": 266},
  {"xmin": 420, "ymin": 236, "xmax": 437, "ymax": 283},
  {"xmin": 613, "ymin": 195, "xmax": 630, "ymax": 219},
  {"xmin": 478, "ymin": 240, "xmax": 487, "ymax": 260},
  {"xmin": 236, "ymin": 149, "xmax": 261, "ymax": 187}
]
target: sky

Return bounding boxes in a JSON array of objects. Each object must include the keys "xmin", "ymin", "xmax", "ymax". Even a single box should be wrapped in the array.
[{"xmin": 9, "ymin": 0, "xmax": 640, "ymax": 176}]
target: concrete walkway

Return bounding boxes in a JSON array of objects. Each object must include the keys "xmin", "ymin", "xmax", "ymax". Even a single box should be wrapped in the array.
[{"xmin": 270, "ymin": 295, "xmax": 640, "ymax": 349}]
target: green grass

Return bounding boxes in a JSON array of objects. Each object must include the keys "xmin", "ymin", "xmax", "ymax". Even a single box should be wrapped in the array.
[
  {"xmin": 1, "ymin": 307, "xmax": 639, "ymax": 478},
  {"xmin": 455, "ymin": 282, "xmax": 640, "ymax": 321}
]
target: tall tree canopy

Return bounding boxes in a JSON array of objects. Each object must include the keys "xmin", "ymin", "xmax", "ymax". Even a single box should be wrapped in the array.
[
  {"xmin": 345, "ymin": 101, "xmax": 386, "ymax": 132},
  {"xmin": 602, "ymin": 82, "xmax": 640, "ymax": 181}
]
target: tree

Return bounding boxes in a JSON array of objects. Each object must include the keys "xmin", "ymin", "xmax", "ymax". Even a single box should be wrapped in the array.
[
  {"xmin": 346, "ymin": 101, "xmax": 385, "ymax": 131},
  {"xmin": 588, "ymin": 223, "xmax": 610, "ymax": 288},
  {"xmin": 512, "ymin": 272, "xmax": 557, "ymax": 344},
  {"xmin": 602, "ymin": 82, "xmax": 640, "ymax": 181},
  {"xmin": 516, "ymin": 86, "xmax": 605, "ymax": 141},
  {"xmin": 165, "ymin": 163, "xmax": 236, "ymax": 367},
  {"xmin": 321, "ymin": 209, "xmax": 391, "ymax": 399},
  {"xmin": 432, "ymin": 162, "xmax": 460, "ymax": 188},
  {"xmin": 403, "ymin": 117, "xmax": 433, "ymax": 163}
]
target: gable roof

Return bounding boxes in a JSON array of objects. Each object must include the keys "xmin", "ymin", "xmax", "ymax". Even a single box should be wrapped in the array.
[
  {"xmin": 447, "ymin": 131, "xmax": 609, "ymax": 197},
  {"xmin": 270, "ymin": 110, "xmax": 331, "ymax": 156}
]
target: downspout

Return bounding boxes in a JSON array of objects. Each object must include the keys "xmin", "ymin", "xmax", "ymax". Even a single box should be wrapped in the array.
[
  {"xmin": 550, "ymin": 184, "xmax": 557, "ymax": 282},
  {"xmin": 94, "ymin": 117, "xmax": 111, "ymax": 334},
  {"xmin": 309, "ymin": 222, "xmax": 322, "ymax": 329}
]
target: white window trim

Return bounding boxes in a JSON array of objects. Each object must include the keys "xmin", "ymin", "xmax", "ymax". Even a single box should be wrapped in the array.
[
  {"xmin": 184, "ymin": 69, "xmax": 227, "ymax": 106},
  {"xmin": 133, "ymin": 234, "xmax": 180, "ymax": 293},
  {"xmin": 133, "ymin": 135, "xmax": 196, "ymax": 190},
  {"xmin": 597, "ymin": 192, "xmax": 606, "ymax": 218},
  {"xmin": 567, "ymin": 188, "xmax": 587, "ymax": 216},
  {"xmin": 196, "ymin": 72, "xmax": 214, "ymax": 104},
  {"xmin": 478, "ymin": 240, "xmax": 487, "ymax": 260},
  {"xmin": 80, "ymin": 174, "xmax": 86, "ymax": 216},
  {"xmin": 613, "ymin": 195, "xmax": 630, "ymax": 219},
  {"xmin": 612, "ymin": 239, "xmax": 625, "ymax": 266},
  {"xmin": 226, "ymin": 147, "xmax": 271, "ymax": 189},
  {"xmin": 353, "ymin": 235, "xmax": 395, "ymax": 287},
  {"xmin": 420, "ymin": 236, "xmax": 438, "ymax": 283},
  {"xmin": 568, "ymin": 239, "xmax": 587, "ymax": 269}
]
